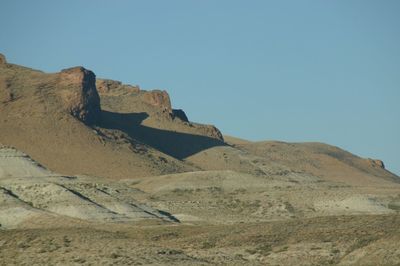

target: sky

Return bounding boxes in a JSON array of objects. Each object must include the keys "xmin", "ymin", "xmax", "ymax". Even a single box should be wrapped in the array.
[{"xmin": 0, "ymin": 0, "xmax": 399, "ymax": 175}]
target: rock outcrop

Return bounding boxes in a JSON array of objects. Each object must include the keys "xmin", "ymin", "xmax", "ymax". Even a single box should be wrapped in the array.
[
  {"xmin": 141, "ymin": 90, "xmax": 172, "ymax": 113},
  {"xmin": 96, "ymin": 79, "xmax": 140, "ymax": 94},
  {"xmin": 172, "ymin": 109, "xmax": 189, "ymax": 122},
  {"xmin": 59, "ymin": 67, "xmax": 101, "ymax": 124},
  {"xmin": 0, "ymin": 54, "xmax": 13, "ymax": 103},
  {"xmin": 0, "ymin": 77, "xmax": 13, "ymax": 103},
  {"xmin": 0, "ymin": 53, "xmax": 6, "ymax": 65},
  {"xmin": 368, "ymin": 159, "xmax": 385, "ymax": 169},
  {"xmin": 200, "ymin": 125, "xmax": 224, "ymax": 141}
]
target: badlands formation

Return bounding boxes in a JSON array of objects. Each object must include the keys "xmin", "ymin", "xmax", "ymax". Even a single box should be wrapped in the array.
[{"xmin": 0, "ymin": 53, "xmax": 400, "ymax": 265}]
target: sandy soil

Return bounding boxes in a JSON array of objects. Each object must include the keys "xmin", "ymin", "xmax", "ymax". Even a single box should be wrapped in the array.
[{"xmin": 1, "ymin": 215, "xmax": 399, "ymax": 265}]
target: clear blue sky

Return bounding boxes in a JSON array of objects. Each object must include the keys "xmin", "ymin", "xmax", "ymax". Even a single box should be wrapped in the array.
[{"xmin": 1, "ymin": 1, "xmax": 399, "ymax": 175}]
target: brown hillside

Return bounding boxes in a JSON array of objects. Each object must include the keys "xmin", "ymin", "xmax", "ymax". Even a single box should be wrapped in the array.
[
  {"xmin": 1, "ymin": 54, "xmax": 400, "ymax": 265},
  {"xmin": 0, "ymin": 54, "xmax": 225, "ymax": 179},
  {"xmin": 1, "ymin": 54, "xmax": 398, "ymax": 187}
]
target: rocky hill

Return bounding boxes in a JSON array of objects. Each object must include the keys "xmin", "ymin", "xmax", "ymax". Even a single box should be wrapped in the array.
[
  {"xmin": 1, "ymin": 53, "xmax": 397, "ymax": 186},
  {"xmin": 1, "ymin": 54, "xmax": 400, "ymax": 265},
  {"xmin": 0, "ymin": 54, "xmax": 223, "ymax": 179}
]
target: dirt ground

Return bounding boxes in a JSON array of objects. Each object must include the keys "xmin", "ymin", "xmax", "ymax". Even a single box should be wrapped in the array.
[{"xmin": 1, "ymin": 214, "xmax": 399, "ymax": 266}]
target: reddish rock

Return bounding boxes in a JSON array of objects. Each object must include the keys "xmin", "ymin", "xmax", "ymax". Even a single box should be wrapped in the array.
[
  {"xmin": 96, "ymin": 79, "xmax": 140, "ymax": 94},
  {"xmin": 141, "ymin": 90, "xmax": 172, "ymax": 112},
  {"xmin": 0, "ymin": 54, "xmax": 6, "ymax": 65},
  {"xmin": 58, "ymin": 67, "xmax": 100, "ymax": 124},
  {"xmin": 96, "ymin": 79, "xmax": 121, "ymax": 93}
]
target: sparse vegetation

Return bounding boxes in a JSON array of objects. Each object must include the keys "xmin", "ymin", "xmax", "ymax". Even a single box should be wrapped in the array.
[
  {"xmin": 1, "ymin": 56, "xmax": 399, "ymax": 266},
  {"xmin": 388, "ymin": 202, "xmax": 400, "ymax": 211},
  {"xmin": 171, "ymin": 188, "xmax": 194, "ymax": 196}
]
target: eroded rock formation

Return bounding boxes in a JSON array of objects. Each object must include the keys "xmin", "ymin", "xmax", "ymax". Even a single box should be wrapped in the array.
[
  {"xmin": 368, "ymin": 159, "xmax": 385, "ymax": 169},
  {"xmin": 96, "ymin": 79, "xmax": 140, "ymax": 94},
  {"xmin": 141, "ymin": 90, "xmax": 172, "ymax": 112},
  {"xmin": 172, "ymin": 109, "xmax": 189, "ymax": 122},
  {"xmin": 0, "ymin": 53, "xmax": 6, "ymax": 65},
  {"xmin": 59, "ymin": 67, "xmax": 101, "ymax": 124}
]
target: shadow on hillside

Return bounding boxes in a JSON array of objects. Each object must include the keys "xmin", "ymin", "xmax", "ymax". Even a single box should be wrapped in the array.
[{"xmin": 98, "ymin": 110, "xmax": 226, "ymax": 160}]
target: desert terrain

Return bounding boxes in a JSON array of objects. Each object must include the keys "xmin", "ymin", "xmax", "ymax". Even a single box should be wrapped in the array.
[{"xmin": 1, "ymin": 53, "xmax": 399, "ymax": 265}]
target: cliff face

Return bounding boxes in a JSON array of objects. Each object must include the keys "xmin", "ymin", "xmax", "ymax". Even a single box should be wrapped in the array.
[
  {"xmin": 141, "ymin": 90, "xmax": 172, "ymax": 113},
  {"xmin": 59, "ymin": 67, "xmax": 101, "ymax": 124},
  {"xmin": 96, "ymin": 78, "xmax": 224, "ymax": 143},
  {"xmin": 0, "ymin": 55, "xmax": 101, "ymax": 124},
  {"xmin": 96, "ymin": 79, "xmax": 140, "ymax": 94}
]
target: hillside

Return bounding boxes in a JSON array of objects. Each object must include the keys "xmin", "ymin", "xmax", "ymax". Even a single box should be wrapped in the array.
[
  {"xmin": 1, "ymin": 53, "xmax": 398, "ymax": 186},
  {"xmin": 0, "ymin": 54, "xmax": 223, "ymax": 179},
  {"xmin": 0, "ymin": 145, "xmax": 178, "ymax": 229},
  {"xmin": 1, "ymin": 54, "xmax": 400, "ymax": 265}
]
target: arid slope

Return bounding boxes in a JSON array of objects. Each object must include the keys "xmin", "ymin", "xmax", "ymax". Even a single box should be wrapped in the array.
[
  {"xmin": 0, "ymin": 54, "xmax": 223, "ymax": 179},
  {"xmin": 1, "ymin": 54, "xmax": 400, "ymax": 265}
]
